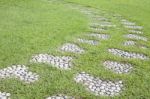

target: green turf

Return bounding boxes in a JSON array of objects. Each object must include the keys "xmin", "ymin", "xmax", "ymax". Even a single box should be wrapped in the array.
[{"xmin": 0, "ymin": 0, "xmax": 150, "ymax": 98}]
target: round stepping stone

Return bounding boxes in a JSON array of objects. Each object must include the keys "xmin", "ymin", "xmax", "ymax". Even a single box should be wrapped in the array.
[
  {"xmin": 46, "ymin": 94, "xmax": 75, "ymax": 99},
  {"xmin": 77, "ymin": 38, "xmax": 99, "ymax": 45},
  {"xmin": 124, "ymin": 25, "xmax": 143, "ymax": 30},
  {"xmin": 123, "ymin": 40, "xmax": 136, "ymax": 46},
  {"xmin": 121, "ymin": 19, "xmax": 136, "ymax": 26},
  {"xmin": 90, "ymin": 23, "xmax": 116, "ymax": 27},
  {"xmin": 103, "ymin": 61, "xmax": 133, "ymax": 74},
  {"xmin": 0, "ymin": 91, "xmax": 11, "ymax": 99},
  {"xmin": 30, "ymin": 54, "xmax": 73, "ymax": 70},
  {"xmin": 0, "ymin": 65, "xmax": 39, "ymax": 84},
  {"xmin": 108, "ymin": 48, "xmax": 149, "ymax": 60},
  {"xmin": 88, "ymin": 33, "xmax": 110, "ymax": 40},
  {"xmin": 125, "ymin": 34, "xmax": 147, "ymax": 41},
  {"xmin": 90, "ymin": 27, "xmax": 106, "ymax": 32},
  {"xmin": 74, "ymin": 72, "xmax": 123, "ymax": 96},
  {"xmin": 128, "ymin": 30, "xmax": 143, "ymax": 34},
  {"xmin": 60, "ymin": 43, "xmax": 84, "ymax": 54}
]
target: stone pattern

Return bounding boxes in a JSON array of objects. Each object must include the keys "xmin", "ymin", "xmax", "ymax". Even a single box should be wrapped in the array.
[
  {"xmin": 60, "ymin": 43, "xmax": 84, "ymax": 54},
  {"xmin": 77, "ymin": 38, "xmax": 99, "ymax": 45},
  {"xmin": 103, "ymin": 61, "xmax": 133, "ymax": 74},
  {"xmin": 46, "ymin": 94, "xmax": 75, "ymax": 99},
  {"xmin": 128, "ymin": 30, "xmax": 143, "ymax": 34},
  {"xmin": 121, "ymin": 19, "xmax": 135, "ymax": 26},
  {"xmin": 125, "ymin": 34, "xmax": 147, "ymax": 41},
  {"xmin": 74, "ymin": 72, "xmax": 123, "ymax": 96},
  {"xmin": 123, "ymin": 41, "xmax": 135, "ymax": 46},
  {"xmin": 90, "ymin": 22, "xmax": 116, "ymax": 27},
  {"xmin": 31, "ymin": 54, "xmax": 73, "ymax": 70},
  {"xmin": 124, "ymin": 25, "xmax": 143, "ymax": 30},
  {"xmin": 0, "ymin": 65, "xmax": 39, "ymax": 83},
  {"xmin": 88, "ymin": 33, "xmax": 110, "ymax": 40},
  {"xmin": 108, "ymin": 48, "xmax": 149, "ymax": 60},
  {"xmin": 0, "ymin": 92, "xmax": 11, "ymax": 99}
]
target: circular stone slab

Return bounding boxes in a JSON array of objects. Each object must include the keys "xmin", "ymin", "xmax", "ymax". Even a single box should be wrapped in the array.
[
  {"xmin": 0, "ymin": 91, "xmax": 11, "ymax": 99},
  {"xmin": 0, "ymin": 65, "xmax": 39, "ymax": 84},
  {"xmin": 74, "ymin": 72, "xmax": 123, "ymax": 96},
  {"xmin": 60, "ymin": 43, "xmax": 85, "ymax": 54},
  {"xmin": 125, "ymin": 34, "xmax": 147, "ymax": 41},
  {"xmin": 30, "ymin": 54, "xmax": 73, "ymax": 70},
  {"xmin": 108, "ymin": 48, "xmax": 149, "ymax": 60},
  {"xmin": 46, "ymin": 94, "xmax": 75, "ymax": 99},
  {"xmin": 103, "ymin": 61, "xmax": 133, "ymax": 74}
]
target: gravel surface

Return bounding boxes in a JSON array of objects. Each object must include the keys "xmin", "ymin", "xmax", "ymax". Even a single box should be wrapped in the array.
[{"xmin": 88, "ymin": 33, "xmax": 110, "ymax": 40}]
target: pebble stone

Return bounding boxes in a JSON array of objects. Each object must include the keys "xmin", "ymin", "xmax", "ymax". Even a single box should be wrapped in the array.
[
  {"xmin": 124, "ymin": 25, "xmax": 143, "ymax": 30},
  {"xmin": 0, "ymin": 92, "xmax": 11, "ymax": 99},
  {"xmin": 90, "ymin": 27, "xmax": 106, "ymax": 32},
  {"xmin": 77, "ymin": 38, "xmax": 99, "ymax": 45},
  {"xmin": 123, "ymin": 40, "xmax": 136, "ymax": 46},
  {"xmin": 90, "ymin": 22, "xmax": 116, "ymax": 27},
  {"xmin": 121, "ymin": 19, "xmax": 136, "ymax": 26},
  {"xmin": 128, "ymin": 30, "xmax": 143, "ymax": 34},
  {"xmin": 60, "ymin": 43, "xmax": 85, "ymax": 54},
  {"xmin": 108, "ymin": 48, "xmax": 149, "ymax": 60},
  {"xmin": 46, "ymin": 94, "xmax": 75, "ymax": 99},
  {"xmin": 103, "ymin": 61, "xmax": 133, "ymax": 74},
  {"xmin": 0, "ymin": 65, "xmax": 39, "ymax": 84},
  {"xmin": 125, "ymin": 34, "xmax": 147, "ymax": 41},
  {"xmin": 88, "ymin": 33, "xmax": 110, "ymax": 40},
  {"xmin": 74, "ymin": 72, "xmax": 123, "ymax": 96},
  {"xmin": 30, "ymin": 54, "xmax": 73, "ymax": 70}
]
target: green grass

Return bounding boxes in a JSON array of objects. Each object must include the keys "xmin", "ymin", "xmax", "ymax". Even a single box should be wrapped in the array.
[{"xmin": 0, "ymin": 0, "xmax": 150, "ymax": 98}]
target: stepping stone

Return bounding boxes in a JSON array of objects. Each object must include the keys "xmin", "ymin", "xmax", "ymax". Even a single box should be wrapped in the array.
[
  {"xmin": 125, "ymin": 34, "xmax": 147, "ymax": 41},
  {"xmin": 60, "ymin": 43, "xmax": 84, "ymax": 54},
  {"xmin": 90, "ymin": 27, "xmax": 106, "ymax": 32},
  {"xmin": 46, "ymin": 94, "xmax": 75, "ymax": 99},
  {"xmin": 88, "ymin": 33, "xmax": 110, "ymax": 40},
  {"xmin": 31, "ymin": 54, "xmax": 73, "ymax": 70},
  {"xmin": 74, "ymin": 72, "xmax": 123, "ymax": 96},
  {"xmin": 0, "ymin": 65, "xmax": 39, "ymax": 84},
  {"xmin": 108, "ymin": 48, "xmax": 149, "ymax": 60},
  {"xmin": 121, "ymin": 19, "xmax": 135, "ymax": 26},
  {"xmin": 103, "ymin": 61, "xmax": 133, "ymax": 74},
  {"xmin": 123, "ymin": 40, "xmax": 136, "ymax": 46},
  {"xmin": 123, "ymin": 41, "xmax": 148, "ymax": 49},
  {"xmin": 77, "ymin": 38, "xmax": 99, "ymax": 45},
  {"xmin": 124, "ymin": 25, "xmax": 143, "ymax": 30},
  {"xmin": 0, "ymin": 91, "xmax": 11, "ymax": 99},
  {"xmin": 91, "ymin": 17, "xmax": 108, "ymax": 21},
  {"xmin": 128, "ymin": 30, "xmax": 143, "ymax": 34},
  {"xmin": 90, "ymin": 23, "xmax": 116, "ymax": 27}
]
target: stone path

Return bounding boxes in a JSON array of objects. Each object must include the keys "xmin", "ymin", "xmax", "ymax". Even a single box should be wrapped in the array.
[
  {"xmin": 30, "ymin": 54, "xmax": 73, "ymax": 70},
  {"xmin": 1, "ymin": 1, "xmax": 149, "ymax": 99},
  {"xmin": 0, "ymin": 92, "xmax": 11, "ymax": 99},
  {"xmin": 103, "ymin": 61, "xmax": 132, "ymax": 74},
  {"xmin": 0, "ymin": 65, "xmax": 39, "ymax": 84},
  {"xmin": 74, "ymin": 72, "xmax": 123, "ymax": 96},
  {"xmin": 46, "ymin": 94, "xmax": 75, "ymax": 99}
]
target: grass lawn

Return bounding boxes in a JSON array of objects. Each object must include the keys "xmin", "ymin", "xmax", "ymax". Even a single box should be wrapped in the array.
[{"xmin": 0, "ymin": 0, "xmax": 150, "ymax": 98}]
